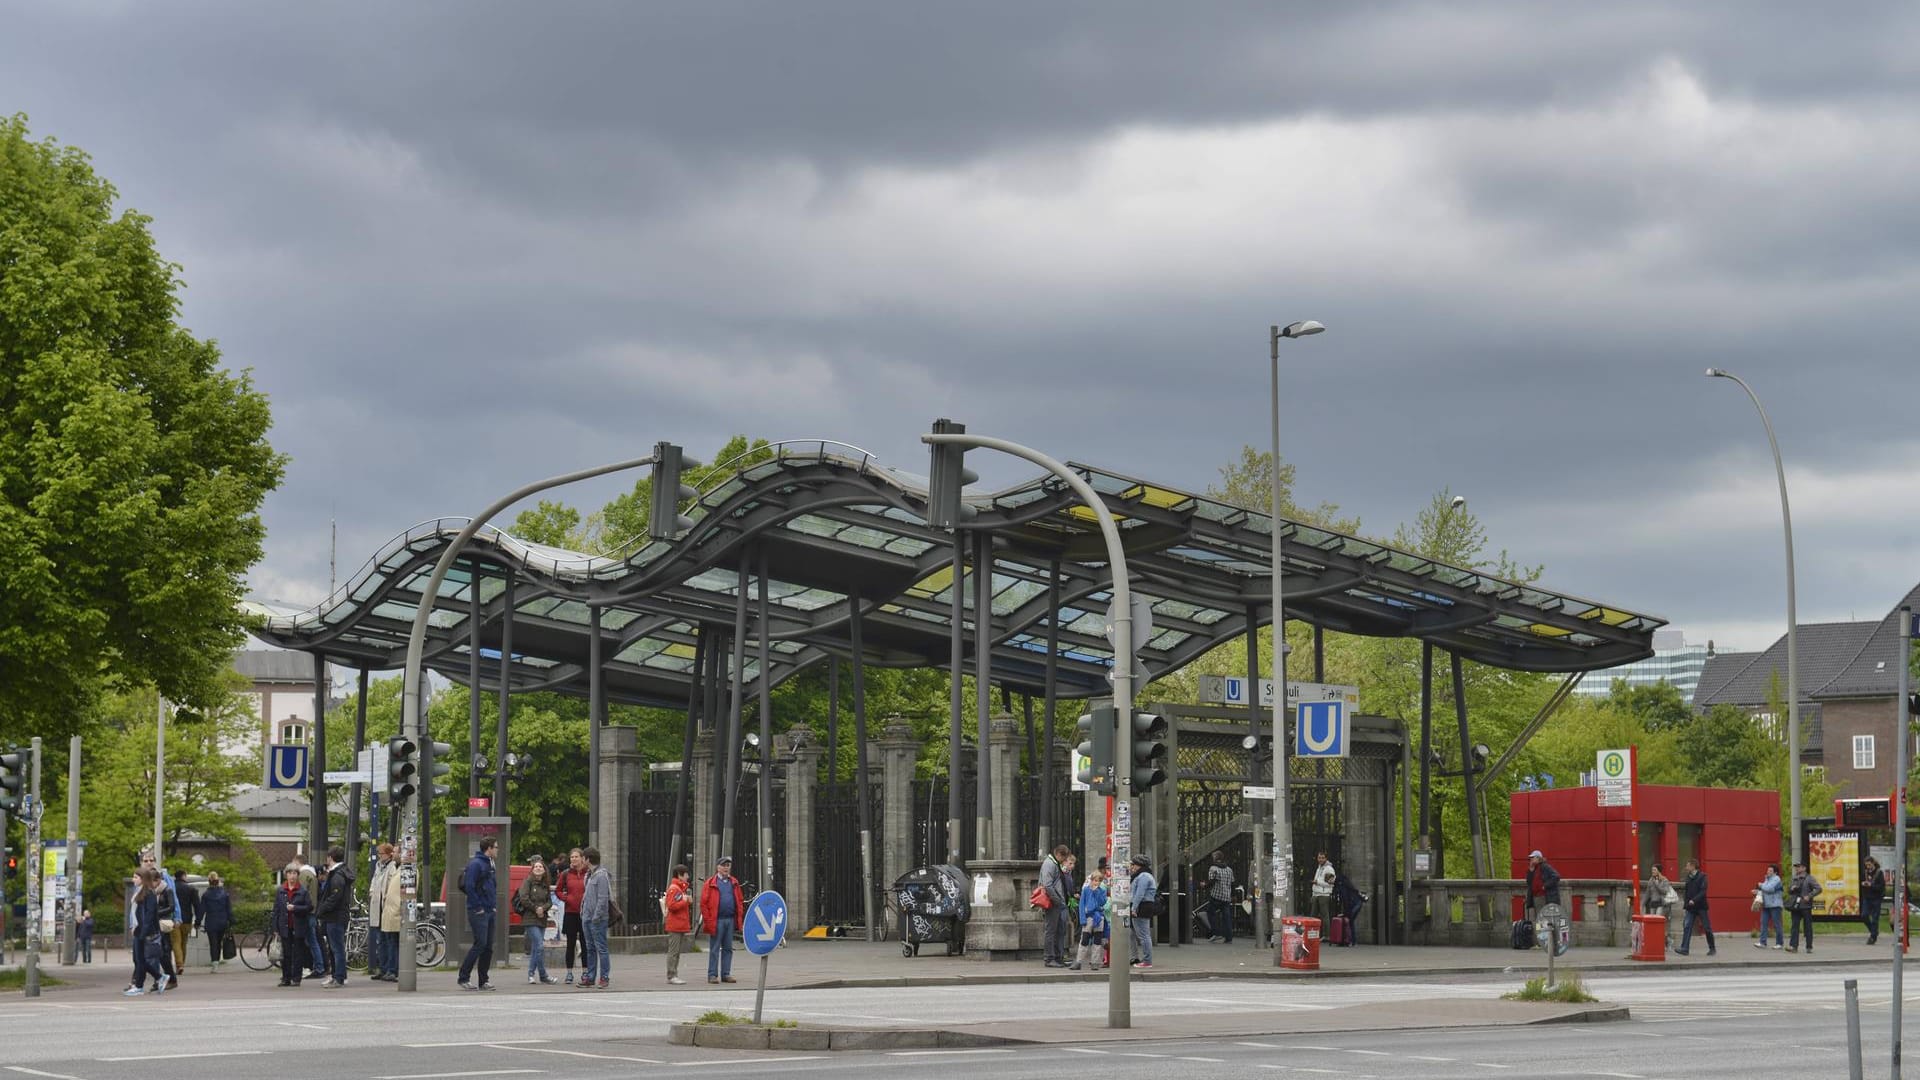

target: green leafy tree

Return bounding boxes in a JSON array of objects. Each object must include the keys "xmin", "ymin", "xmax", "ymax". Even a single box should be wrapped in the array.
[
  {"xmin": 1675, "ymin": 704, "xmax": 1776, "ymax": 788},
  {"xmin": 1610, "ymin": 681, "xmax": 1695, "ymax": 733},
  {"xmin": 1207, "ymin": 444, "xmax": 1360, "ymax": 534},
  {"xmin": 0, "ymin": 115, "xmax": 285, "ymax": 745},
  {"xmin": 46, "ymin": 681, "xmax": 272, "ymax": 911}
]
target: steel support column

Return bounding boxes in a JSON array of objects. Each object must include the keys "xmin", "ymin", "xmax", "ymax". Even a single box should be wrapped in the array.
[
  {"xmin": 720, "ymin": 551, "xmax": 750, "ymax": 862},
  {"xmin": 1039, "ymin": 558, "xmax": 1061, "ymax": 857},
  {"xmin": 1419, "ymin": 643, "xmax": 1433, "ymax": 847},
  {"xmin": 311, "ymin": 653, "xmax": 328, "ymax": 855},
  {"xmin": 348, "ymin": 667, "xmax": 368, "ymax": 870},
  {"xmin": 850, "ymin": 601, "xmax": 876, "ymax": 940},
  {"xmin": 1454, "ymin": 651, "xmax": 1487, "ymax": 877},
  {"xmin": 974, "ymin": 528, "xmax": 993, "ymax": 860},
  {"xmin": 947, "ymin": 532, "xmax": 965, "ymax": 865},
  {"xmin": 757, "ymin": 549, "xmax": 775, "ymax": 892},
  {"xmin": 668, "ymin": 632, "xmax": 701, "ymax": 877},
  {"xmin": 588, "ymin": 603, "xmax": 604, "ymax": 848},
  {"xmin": 494, "ymin": 572, "xmax": 515, "ymax": 814},
  {"xmin": 827, "ymin": 662, "xmax": 840, "ymax": 787},
  {"xmin": 469, "ymin": 562, "xmax": 483, "ymax": 801},
  {"xmin": 1246, "ymin": 606, "xmax": 1266, "ymax": 945}
]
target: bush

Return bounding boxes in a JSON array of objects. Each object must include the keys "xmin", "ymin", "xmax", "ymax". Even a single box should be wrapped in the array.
[
  {"xmin": 0, "ymin": 971, "xmax": 64, "ymax": 991},
  {"xmin": 1503, "ymin": 973, "xmax": 1597, "ymax": 1003}
]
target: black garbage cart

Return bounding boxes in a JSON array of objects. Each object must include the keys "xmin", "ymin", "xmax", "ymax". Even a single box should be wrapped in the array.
[{"xmin": 887, "ymin": 863, "xmax": 970, "ymax": 957}]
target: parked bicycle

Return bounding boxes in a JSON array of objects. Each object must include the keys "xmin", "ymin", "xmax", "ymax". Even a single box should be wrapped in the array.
[{"xmin": 241, "ymin": 904, "xmax": 445, "ymax": 971}]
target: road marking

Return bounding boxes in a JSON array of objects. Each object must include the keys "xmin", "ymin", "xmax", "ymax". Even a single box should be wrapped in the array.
[
  {"xmin": 275, "ymin": 1021, "xmax": 331, "ymax": 1030},
  {"xmin": 370, "ymin": 1060, "xmax": 549, "ymax": 1068},
  {"xmin": 1405, "ymin": 1056, "xmax": 1455, "ymax": 1062},
  {"xmin": 1344, "ymin": 1050, "xmax": 1390, "ymax": 1057},
  {"xmin": 403, "ymin": 1042, "xmax": 549, "ymax": 1049},
  {"xmin": 1237, "ymin": 1042, "xmax": 1284, "ymax": 1048},
  {"xmin": 483, "ymin": 1046, "xmax": 662, "ymax": 1064},
  {"xmin": 1176, "ymin": 1057, "xmax": 1225, "ymax": 1063},
  {"xmin": 1589, "ymin": 1073, "xmax": 1644, "ymax": 1078},
  {"xmin": 97, "ymin": 1053, "xmax": 268, "ymax": 1063},
  {"xmin": 1472, "ymin": 1065, "xmax": 1513, "ymax": 1071},
  {"xmin": 887, "ymin": 1050, "xmax": 1013, "ymax": 1057},
  {"xmin": 1061, "ymin": 1048, "xmax": 1110, "ymax": 1055},
  {"xmin": 372, "ymin": 1072, "xmax": 545, "ymax": 1080},
  {"xmin": 7, "ymin": 1068, "xmax": 90, "ymax": 1080},
  {"xmin": 1118, "ymin": 1052, "xmax": 1169, "ymax": 1058}
]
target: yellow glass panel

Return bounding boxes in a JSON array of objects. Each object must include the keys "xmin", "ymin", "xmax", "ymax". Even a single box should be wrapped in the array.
[
  {"xmin": 908, "ymin": 566, "xmax": 954, "ymax": 598},
  {"xmin": 1064, "ymin": 505, "xmax": 1132, "ymax": 525},
  {"xmin": 1528, "ymin": 623, "xmax": 1573, "ymax": 638},
  {"xmin": 663, "ymin": 643, "xmax": 698, "ymax": 660},
  {"xmin": 1577, "ymin": 607, "xmax": 1635, "ymax": 626},
  {"xmin": 1120, "ymin": 484, "xmax": 1192, "ymax": 509}
]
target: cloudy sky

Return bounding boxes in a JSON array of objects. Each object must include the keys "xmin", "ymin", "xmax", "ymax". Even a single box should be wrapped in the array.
[{"xmin": 6, "ymin": 1, "xmax": 1919, "ymax": 655}]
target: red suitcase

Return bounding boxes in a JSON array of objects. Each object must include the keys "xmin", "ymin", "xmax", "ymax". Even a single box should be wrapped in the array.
[{"xmin": 1327, "ymin": 914, "xmax": 1353, "ymax": 946}]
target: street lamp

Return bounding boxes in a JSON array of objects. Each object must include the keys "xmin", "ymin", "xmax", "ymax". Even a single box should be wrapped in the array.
[
  {"xmin": 1706, "ymin": 368, "xmax": 1802, "ymax": 860},
  {"xmin": 1267, "ymin": 319, "xmax": 1323, "ymax": 964}
]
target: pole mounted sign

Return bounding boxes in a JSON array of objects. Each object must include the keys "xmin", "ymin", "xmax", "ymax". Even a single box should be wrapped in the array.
[
  {"xmin": 744, "ymin": 889, "xmax": 787, "ymax": 1023},
  {"xmin": 1295, "ymin": 699, "xmax": 1349, "ymax": 759},
  {"xmin": 1200, "ymin": 677, "xmax": 1358, "ymax": 711},
  {"xmin": 267, "ymin": 745, "xmax": 308, "ymax": 790},
  {"xmin": 1596, "ymin": 748, "xmax": 1633, "ymax": 808}
]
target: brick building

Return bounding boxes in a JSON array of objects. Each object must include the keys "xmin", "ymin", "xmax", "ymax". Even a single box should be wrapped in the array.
[{"xmin": 1694, "ymin": 582, "xmax": 1920, "ymax": 798}]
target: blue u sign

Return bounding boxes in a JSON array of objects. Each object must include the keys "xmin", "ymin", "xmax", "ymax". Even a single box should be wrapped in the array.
[
  {"xmin": 1295, "ymin": 700, "xmax": 1348, "ymax": 759},
  {"xmin": 268, "ymin": 744, "xmax": 309, "ymax": 790}
]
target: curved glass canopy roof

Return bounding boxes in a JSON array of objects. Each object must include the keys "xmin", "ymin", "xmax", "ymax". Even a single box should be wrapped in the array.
[{"xmin": 247, "ymin": 440, "xmax": 1664, "ymax": 707}]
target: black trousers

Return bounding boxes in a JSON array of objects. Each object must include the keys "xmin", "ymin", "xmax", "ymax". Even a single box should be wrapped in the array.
[
  {"xmin": 563, "ymin": 911, "xmax": 584, "ymax": 970},
  {"xmin": 280, "ymin": 931, "xmax": 308, "ymax": 983}
]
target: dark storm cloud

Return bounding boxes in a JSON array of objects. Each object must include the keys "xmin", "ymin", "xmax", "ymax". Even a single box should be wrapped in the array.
[{"xmin": 4, "ymin": 1, "xmax": 1920, "ymax": 647}]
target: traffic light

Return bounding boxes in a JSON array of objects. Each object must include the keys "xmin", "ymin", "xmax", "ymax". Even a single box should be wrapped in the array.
[
  {"xmin": 1074, "ymin": 706, "xmax": 1115, "ymax": 795},
  {"xmin": 925, "ymin": 418, "xmax": 978, "ymax": 528},
  {"xmin": 648, "ymin": 441, "xmax": 700, "ymax": 539},
  {"xmin": 388, "ymin": 738, "xmax": 419, "ymax": 801},
  {"xmin": 0, "ymin": 748, "xmax": 23, "ymax": 812},
  {"xmin": 1127, "ymin": 710, "xmax": 1169, "ymax": 791},
  {"xmin": 1908, "ymin": 691, "xmax": 1919, "ymax": 716},
  {"xmin": 423, "ymin": 740, "xmax": 453, "ymax": 798}
]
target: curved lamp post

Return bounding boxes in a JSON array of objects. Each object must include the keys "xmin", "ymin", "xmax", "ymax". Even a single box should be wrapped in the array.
[
  {"xmin": 1706, "ymin": 368, "xmax": 1801, "ymax": 861},
  {"xmin": 1266, "ymin": 319, "xmax": 1323, "ymax": 965}
]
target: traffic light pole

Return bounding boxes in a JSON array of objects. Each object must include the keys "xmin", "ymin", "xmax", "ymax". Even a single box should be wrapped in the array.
[
  {"xmin": 1894, "ymin": 604, "xmax": 1910, "ymax": 1079},
  {"xmin": 394, "ymin": 452, "xmax": 656, "ymax": 992},
  {"xmin": 921, "ymin": 430, "xmax": 1137, "ymax": 1029},
  {"xmin": 25, "ymin": 737, "xmax": 42, "ymax": 997}
]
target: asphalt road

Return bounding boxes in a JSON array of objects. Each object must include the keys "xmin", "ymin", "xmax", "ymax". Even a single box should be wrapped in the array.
[{"xmin": 0, "ymin": 963, "xmax": 1909, "ymax": 1080}]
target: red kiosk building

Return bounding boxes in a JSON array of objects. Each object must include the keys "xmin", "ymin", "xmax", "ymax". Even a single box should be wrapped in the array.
[{"xmin": 1511, "ymin": 784, "xmax": 1781, "ymax": 933}]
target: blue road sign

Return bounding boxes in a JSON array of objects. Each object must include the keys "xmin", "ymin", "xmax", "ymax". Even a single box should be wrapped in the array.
[
  {"xmin": 1295, "ymin": 700, "xmax": 1349, "ymax": 758},
  {"xmin": 743, "ymin": 889, "xmax": 787, "ymax": 956},
  {"xmin": 268, "ymin": 744, "xmax": 309, "ymax": 790}
]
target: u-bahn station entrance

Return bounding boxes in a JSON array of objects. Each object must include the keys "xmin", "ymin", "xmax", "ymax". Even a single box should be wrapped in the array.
[{"xmin": 250, "ymin": 439, "xmax": 1662, "ymax": 956}]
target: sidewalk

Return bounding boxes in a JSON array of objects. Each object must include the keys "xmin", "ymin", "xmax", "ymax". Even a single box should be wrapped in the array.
[{"xmin": 7, "ymin": 929, "xmax": 1900, "ymax": 997}]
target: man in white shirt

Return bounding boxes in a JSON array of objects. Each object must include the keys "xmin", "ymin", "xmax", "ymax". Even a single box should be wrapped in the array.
[{"xmin": 1310, "ymin": 851, "xmax": 1336, "ymax": 927}]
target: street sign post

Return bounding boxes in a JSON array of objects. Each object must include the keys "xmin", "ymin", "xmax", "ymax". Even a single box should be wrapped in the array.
[
  {"xmin": 744, "ymin": 890, "xmax": 787, "ymax": 1023},
  {"xmin": 268, "ymin": 745, "xmax": 309, "ymax": 790},
  {"xmin": 1596, "ymin": 748, "xmax": 1633, "ymax": 808}
]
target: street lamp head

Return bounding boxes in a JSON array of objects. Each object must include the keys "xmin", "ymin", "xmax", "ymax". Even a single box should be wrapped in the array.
[
  {"xmin": 1450, "ymin": 495, "xmax": 1466, "ymax": 510},
  {"xmin": 1704, "ymin": 367, "xmax": 1727, "ymax": 378},
  {"xmin": 1280, "ymin": 320, "xmax": 1326, "ymax": 339}
]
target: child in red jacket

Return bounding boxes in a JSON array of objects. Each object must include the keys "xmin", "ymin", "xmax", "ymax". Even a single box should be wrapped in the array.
[{"xmin": 663, "ymin": 865, "xmax": 694, "ymax": 985}]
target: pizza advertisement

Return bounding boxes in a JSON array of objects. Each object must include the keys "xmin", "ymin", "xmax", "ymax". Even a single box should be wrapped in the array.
[{"xmin": 1807, "ymin": 832, "xmax": 1860, "ymax": 916}]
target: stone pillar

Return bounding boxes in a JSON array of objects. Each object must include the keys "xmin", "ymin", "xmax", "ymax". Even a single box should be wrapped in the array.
[
  {"xmin": 963, "ymin": 858, "xmax": 1046, "ymax": 960},
  {"xmin": 1344, "ymin": 781, "xmax": 1380, "ymax": 943},
  {"xmin": 876, "ymin": 719, "xmax": 921, "ymax": 888},
  {"xmin": 987, "ymin": 714, "xmax": 1020, "ymax": 860},
  {"xmin": 691, "ymin": 743, "xmax": 715, "ymax": 878},
  {"xmin": 783, "ymin": 725, "xmax": 823, "ymax": 937},
  {"xmin": 597, "ymin": 725, "xmax": 644, "ymax": 900}
]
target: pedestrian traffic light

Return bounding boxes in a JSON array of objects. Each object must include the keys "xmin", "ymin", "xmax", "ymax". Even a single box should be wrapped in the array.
[
  {"xmin": 648, "ymin": 441, "xmax": 700, "ymax": 539},
  {"xmin": 925, "ymin": 418, "xmax": 978, "ymax": 528},
  {"xmin": 388, "ymin": 737, "xmax": 419, "ymax": 801},
  {"xmin": 1127, "ymin": 710, "xmax": 1169, "ymax": 792},
  {"xmin": 1075, "ymin": 706, "xmax": 1115, "ymax": 795},
  {"xmin": 1908, "ymin": 690, "xmax": 1919, "ymax": 717},
  {"xmin": 423, "ymin": 740, "xmax": 453, "ymax": 798},
  {"xmin": 0, "ymin": 748, "xmax": 23, "ymax": 812}
]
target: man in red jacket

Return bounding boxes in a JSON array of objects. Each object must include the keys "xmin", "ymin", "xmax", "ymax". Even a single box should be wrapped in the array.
[
  {"xmin": 663, "ymin": 864, "xmax": 694, "ymax": 985},
  {"xmin": 700, "ymin": 856, "xmax": 745, "ymax": 985},
  {"xmin": 553, "ymin": 848, "xmax": 586, "ymax": 985}
]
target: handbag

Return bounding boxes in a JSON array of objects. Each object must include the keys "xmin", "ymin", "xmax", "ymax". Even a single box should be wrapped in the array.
[
  {"xmin": 1750, "ymin": 892, "xmax": 1764, "ymax": 912},
  {"xmin": 159, "ymin": 918, "xmax": 177, "ymax": 933},
  {"xmin": 221, "ymin": 933, "xmax": 238, "ymax": 961},
  {"xmin": 1029, "ymin": 884, "xmax": 1053, "ymax": 910}
]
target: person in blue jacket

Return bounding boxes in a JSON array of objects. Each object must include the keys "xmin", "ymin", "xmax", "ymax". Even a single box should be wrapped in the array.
[
  {"xmin": 1754, "ymin": 864, "xmax": 1785, "ymax": 949},
  {"xmin": 199, "ymin": 871, "xmax": 234, "ymax": 971},
  {"xmin": 125, "ymin": 868, "xmax": 169, "ymax": 996},
  {"xmin": 1071, "ymin": 867, "xmax": 1108, "ymax": 970},
  {"xmin": 456, "ymin": 836, "xmax": 499, "ymax": 991}
]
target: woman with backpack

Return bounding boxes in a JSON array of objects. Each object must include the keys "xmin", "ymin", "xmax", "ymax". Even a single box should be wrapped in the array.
[{"xmin": 199, "ymin": 872, "xmax": 233, "ymax": 972}]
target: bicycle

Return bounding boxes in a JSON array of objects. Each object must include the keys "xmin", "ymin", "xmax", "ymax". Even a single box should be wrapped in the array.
[{"xmin": 238, "ymin": 927, "xmax": 282, "ymax": 972}]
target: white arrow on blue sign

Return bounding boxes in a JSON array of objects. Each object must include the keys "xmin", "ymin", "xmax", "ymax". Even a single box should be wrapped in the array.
[{"xmin": 744, "ymin": 890, "xmax": 787, "ymax": 956}]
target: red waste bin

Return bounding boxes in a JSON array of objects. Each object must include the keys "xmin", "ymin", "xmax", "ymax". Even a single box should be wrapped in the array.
[
  {"xmin": 1631, "ymin": 914, "xmax": 1666, "ymax": 962},
  {"xmin": 1280, "ymin": 916, "xmax": 1321, "ymax": 971}
]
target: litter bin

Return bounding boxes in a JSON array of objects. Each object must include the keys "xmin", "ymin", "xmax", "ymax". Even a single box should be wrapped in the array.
[
  {"xmin": 887, "ymin": 864, "xmax": 970, "ymax": 957},
  {"xmin": 1280, "ymin": 916, "xmax": 1321, "ymax": 971},
  {"xmin": 1631, "ymin": 914, "xmax": 1666, "ymax": 962}
]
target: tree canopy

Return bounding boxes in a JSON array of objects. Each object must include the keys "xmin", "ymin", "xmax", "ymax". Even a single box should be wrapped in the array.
[{"xmin": 0, "ymin": 115, "xmax": 284, "ymax": 743}]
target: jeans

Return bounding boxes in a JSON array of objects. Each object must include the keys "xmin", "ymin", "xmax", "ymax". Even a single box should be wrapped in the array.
[
  {"xmin": 584, "ymin": 918, "xmax": 610, "ymax": 982},
  {"xmin": 1207, "ymin": 896, "xmax": 1235, "ymax": 942},
  {"xmin": 380, "ymin": 930, "xmax": 399, "ymax": 975},
  {"xmin": 325, "ymin": 921, "xmax": 347, "ymax": 982},
  {"xmin": 1759, "ymin": 907, "xmax": 1783, "ymax": 945},
  {"xmin": 1790, "ymin": 908, "xmax": 1814, "ymax": 950},
  {"xmin": 1680, "ymin": 909, "xmax": 1715, "ymax": 952},
  {"xmin": 708, "ymin": 916, "xmax": 736, "ymax": 979},
  {"xmin": 80, "ymin": 936, "xmax": 92, "ymax": 963},
  {"xmin": 1042, "ymin": 905, "xmax": 1070, "ymax": 962},
  {"xmin": 525, "ymin": 925, "xmax": 549, "ymax": 979},
  {"xmin": 304, "ymin": 919, "xmax": 324, "ymax": 975},
  {"xmin": 1130, "ymin": 914, "xmax": 1153, "ymax": 963},
  {"xmin": 368, "ymin": 924, "xmax": 387, "ymax": 974},
  {"xmin": 458, "ymin": 909, "xmax": 494, "ymax": 985},
  {"xmin": 1865, "ymin": 895, "xmax": 1884, "ymax": 943},
  {"xmin": 132, "ymin": 933, "xmax": 166, "ymax": 988}
]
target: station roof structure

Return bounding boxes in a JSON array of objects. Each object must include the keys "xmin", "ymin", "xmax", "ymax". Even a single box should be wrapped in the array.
[{"xmin": 247, "ymin": 440, "xmax": 1665, "ymax": 708}]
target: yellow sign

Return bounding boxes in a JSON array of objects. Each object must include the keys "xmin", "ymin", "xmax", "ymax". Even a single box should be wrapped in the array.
[{"xmin": 1808, "ymin": 832, "xmax": 1859, "ymax": 916}]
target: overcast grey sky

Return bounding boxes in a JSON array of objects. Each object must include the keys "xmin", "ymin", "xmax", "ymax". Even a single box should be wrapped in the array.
[{"xmin": 6, "ymin": 1, "xmax": 1919, "ymax": 654}]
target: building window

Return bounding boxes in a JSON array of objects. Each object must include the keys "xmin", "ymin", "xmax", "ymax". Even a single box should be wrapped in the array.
[
  {"xmin": 280, "ymin": 723, "xmax": 306, "ymax": 746},
  {"xmin": 1853, "ymin": 735, "xmax": 1876, "ymax": 771}
]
